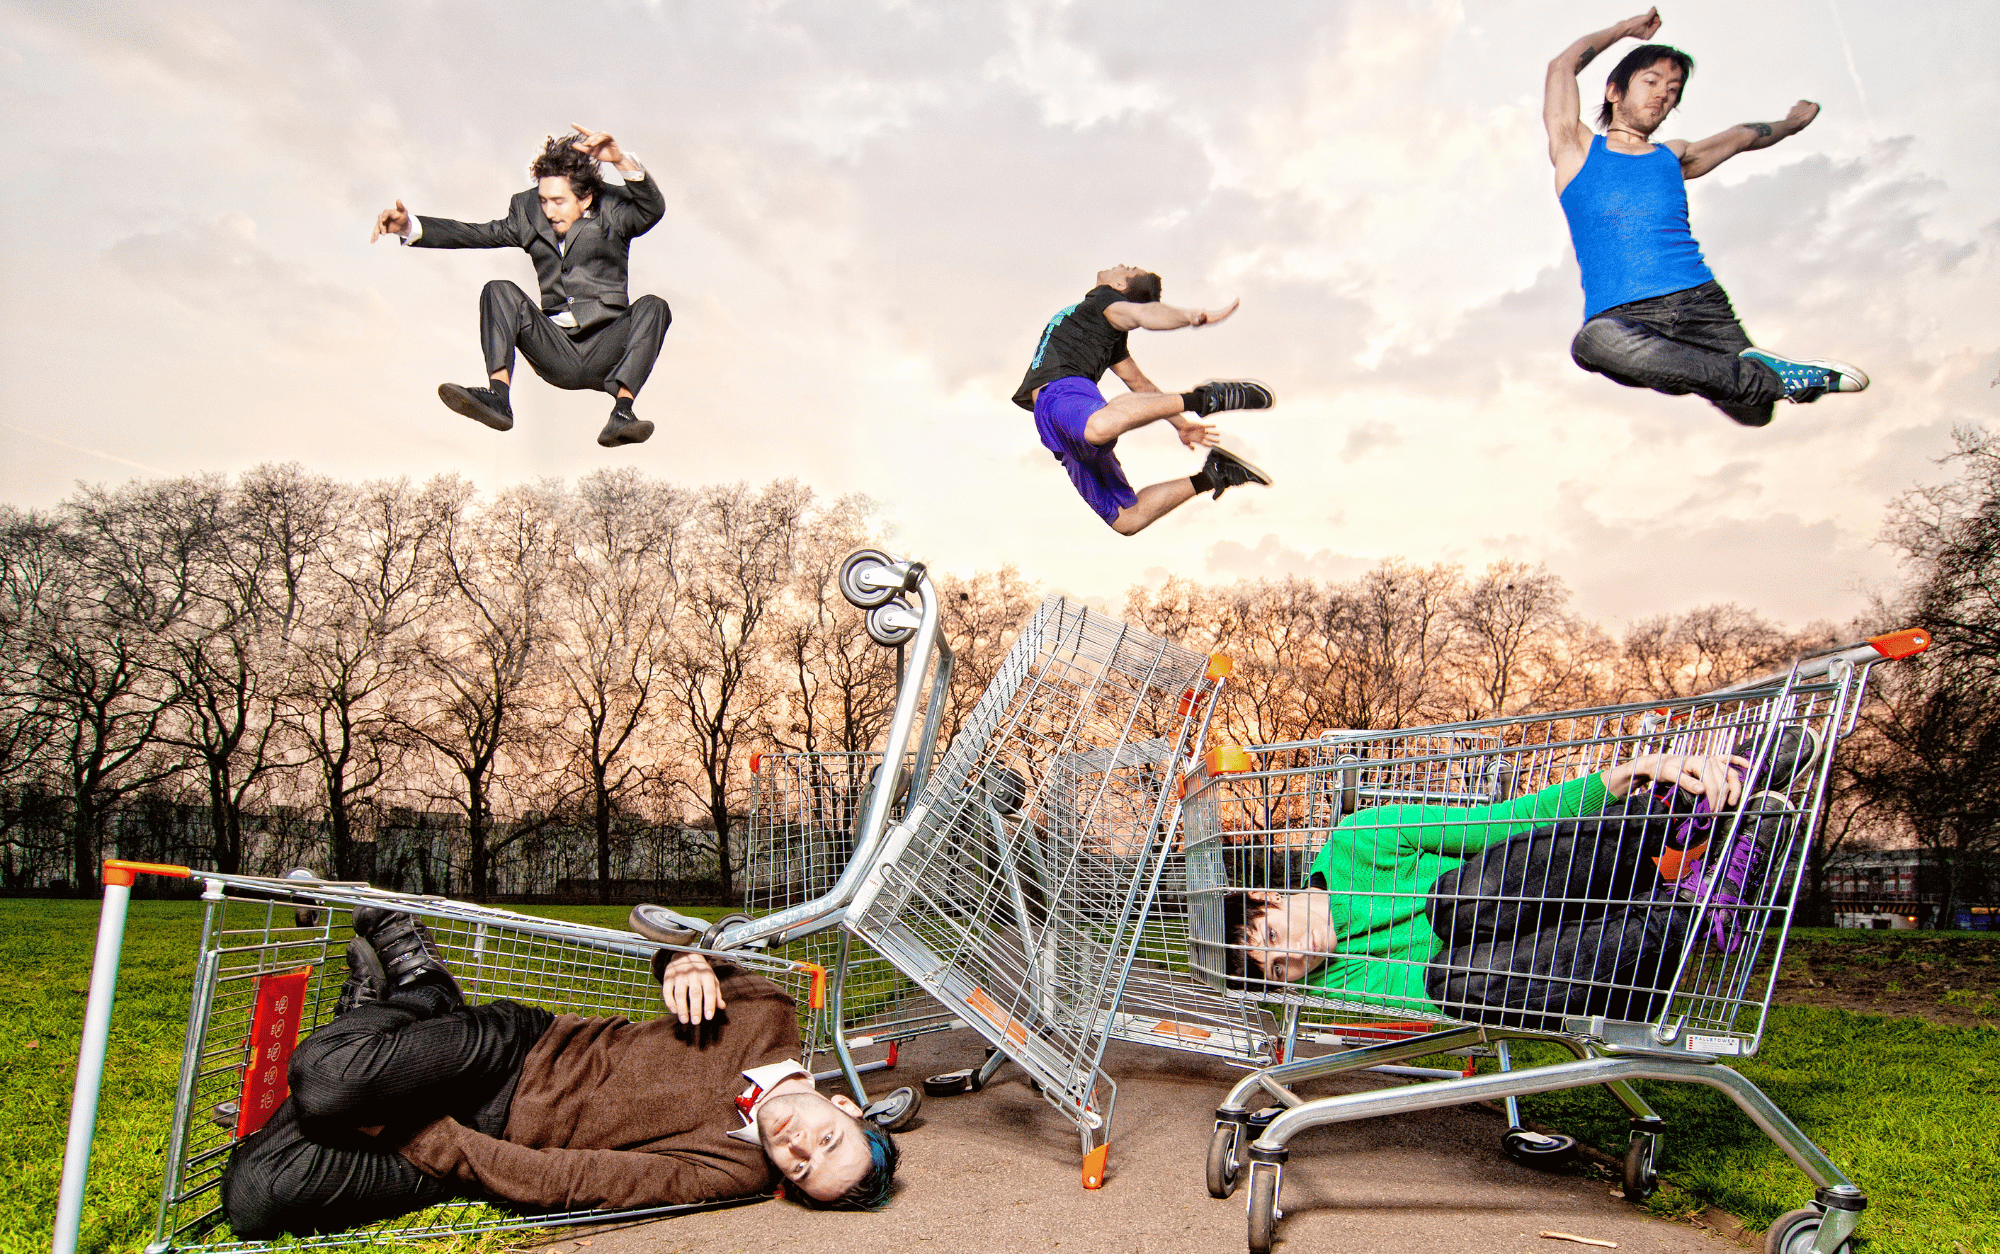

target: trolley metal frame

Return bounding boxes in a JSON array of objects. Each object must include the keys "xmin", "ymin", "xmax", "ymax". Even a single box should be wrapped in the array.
[
  {"xmin": 1191, "ymin": 629, "xmax": 1929, "ymax": 1254},
  {"xmin": 52, "ymin": 863, "xmax": 829, "ymax": 1254}
]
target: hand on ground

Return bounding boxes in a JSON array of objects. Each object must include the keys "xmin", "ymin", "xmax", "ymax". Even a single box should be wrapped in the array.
[
  {"xmin": 660, "ymin": 951, "xmax": 725, "ymax": 1023},
  {"xmin": 371, "ymin": 201, "xmax": 409, "ymax": 242}
]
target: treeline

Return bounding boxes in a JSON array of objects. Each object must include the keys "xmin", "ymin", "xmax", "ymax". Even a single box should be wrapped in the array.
[{"xmin": 3, "ymin": 441, "xmax": 1995, "ymax": 920}]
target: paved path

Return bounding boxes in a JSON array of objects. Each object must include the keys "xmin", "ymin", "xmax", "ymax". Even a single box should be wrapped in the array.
[{"xmin": 566, "ymin": 1030, "xmax": 1745, "ymax": 1254}]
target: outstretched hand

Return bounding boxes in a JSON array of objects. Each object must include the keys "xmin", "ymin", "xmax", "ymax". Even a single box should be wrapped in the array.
[
  {"xmin": 570, "ymin": 123, "xmax": 625, "ymax": 166},
  {"xmin": 1174, "ymin": 415, "xmax": 1220, "ymax": 450},
  {"xmin": 1621, "ymin": 7, "xmax": 1663, "ymax": 40},
  {"xmin": 660, "ymin": 951, "xmax": 725, "ymax": 1024},
  {"xmin": 1192, "ymin": 299, "xmax": 1241, "ymax": 328},
  {"xmin": 371, "ymin": 200, "xmax": 409, "ymax": 243},
  {"xmin": 1782, "ymin": 100, "xmax": 1821, "ymax": 134}
]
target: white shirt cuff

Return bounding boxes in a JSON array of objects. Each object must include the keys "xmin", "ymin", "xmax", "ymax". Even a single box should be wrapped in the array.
[{"xmin": 400, "ymin": 215, "xmax": 423, "ymax": 244}]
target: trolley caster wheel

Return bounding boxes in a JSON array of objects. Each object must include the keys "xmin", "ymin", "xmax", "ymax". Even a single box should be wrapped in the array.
[
  {"xmin": 924, "ymin": 1067, "xmax": 982, "ymax": 1097},
  {"xmin": 1502, "ymin": 1126, "xmax": 1578, "ymax": 1170},
  {"xmin": 865, "ymin": 600, "xmax": 918, "ymax": 648},
  {"xmin": 1246, "ymin": 1166, "xmax": 1279, "ymax": 1254},
  {"xmin": 863, "ymin": 1085, "xmax": 923, "ymax": 1132},
  {"xmin": 838, "ymin": 548, "xmax": 901, "ymax": 610},
  {"xmin": 1763, "ymin": 1208, "xmax": 1853, "ymax": 1254},
  {"xmin": 1206, "ymin": 1123, "xmax": 1242, "ymax": 1198},
  {"xmin": 1621, "ymin": 1133, "xmax": 1659, "ymax": 1203},
  {"xmin": 627, "ymin": 903, "xmax": 700, "ymax": 946}
]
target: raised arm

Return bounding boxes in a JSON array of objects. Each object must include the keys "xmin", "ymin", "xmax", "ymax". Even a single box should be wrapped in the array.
[
  {"xmin": 1546, "ymin": 8, "xmax": 1661, "ymax": 187},
  {"xmin": 1104, "ymin": 297, "xmax": 1239, "ymax": 332},
  {"xmin": 1674, "ymin": 100, "xmax": 1819, "ymax": 179}
]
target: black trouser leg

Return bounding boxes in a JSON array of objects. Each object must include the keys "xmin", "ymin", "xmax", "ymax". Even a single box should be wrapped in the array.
[
  {"xmin": 1569, "ymin": 281, "xmax": 1783, "ymax": 427},
  {"xmin": 563, "ymin": 295, "xmax": 672, "ymax": 398},
  {"xmin": 1427, "ymin": 791, "xmax": 1698, "ymax": 1028},
  {"xmin": 220, "ymin": 995, "xmax": 553, "ymax": 1238}
]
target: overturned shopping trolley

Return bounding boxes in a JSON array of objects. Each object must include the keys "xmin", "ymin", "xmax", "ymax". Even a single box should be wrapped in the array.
[
  {"xmin": 1187, "ymin": 629, "xmax": 1929, "ymax": 1254},
  {"xmin": 52, "ymin": 864, "xmax": 830, "ymax": 1254}
]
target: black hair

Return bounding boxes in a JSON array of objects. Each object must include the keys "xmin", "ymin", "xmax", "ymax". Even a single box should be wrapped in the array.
[
  {"xmin": 786, "ymin": 1119, "xmax": 899, "ymax": 1211},
  {"xmin": 529, "ymin": 133, "xmax": 604, "ymax": 205},
  {"xmin": 1122, "ymin": 271, "xmax": 1163, "ymax": 305},
  {"xmin": 1598, "ymin": 44, "xmax": 1695, "ymax": 130},
  {"xmin": 1222, "ymin": 891, "xmax": 1275, "ymax": 989}
]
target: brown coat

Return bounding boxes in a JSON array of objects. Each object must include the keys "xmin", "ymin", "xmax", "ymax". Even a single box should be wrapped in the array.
[{"xmin": 396, "ymin": 964, "xmax": 798, "ymax": 1209}]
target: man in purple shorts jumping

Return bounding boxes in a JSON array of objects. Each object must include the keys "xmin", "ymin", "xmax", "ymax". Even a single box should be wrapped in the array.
[
  {"xmin": 1013, "ymin": 265, "xmax": 1274, "ymax": 535},
  {"xmin": 1546, "ymin": 8, "xmax": 1868, "ymax": 427}
]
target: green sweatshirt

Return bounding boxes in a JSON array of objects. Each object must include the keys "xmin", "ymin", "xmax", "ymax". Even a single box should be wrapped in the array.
[{"xmin": 1300, "ymin": 773, "xmax": 1610, "ymax": 1014}]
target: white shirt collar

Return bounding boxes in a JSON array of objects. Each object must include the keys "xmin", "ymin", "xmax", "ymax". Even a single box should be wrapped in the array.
[{"xmin": 724, "ymin": 1059, "xmax": 811, "ymax": 1145}]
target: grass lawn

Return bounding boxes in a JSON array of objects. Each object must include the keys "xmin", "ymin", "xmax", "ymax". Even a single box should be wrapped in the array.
[{"xmin": 5, "ymin": 900, "xmax": 1997, "ymax": 1253}]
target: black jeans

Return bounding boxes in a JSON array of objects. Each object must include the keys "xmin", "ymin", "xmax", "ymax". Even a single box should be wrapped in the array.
[
  {"xmin": 1569, "ymin": 280, "xmax": 1784, "ymax": 427},
  {"xmin": 1425, "ymin": 790, "xmax": 1697, "ymax": 1030},
  {"xmin": 220, "ymin": 986, "xmax": 554, "ymax": 1239},
  {"xmin": 480, "ymin": 280, "xmax": 672, "ymax": 398}
]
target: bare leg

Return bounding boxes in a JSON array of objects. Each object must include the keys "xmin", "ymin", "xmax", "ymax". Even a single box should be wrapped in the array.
[
  {"xmin": 1084, "ymin": 392, "xmax": 1186, "ymax": 445},
  {"xmin": 489, "ymin": 369, "xmax": 510, "ymax": 386},
  {"xmin": 1111, "ymin": 477, "xmax": 1198, "ymax": 536}
]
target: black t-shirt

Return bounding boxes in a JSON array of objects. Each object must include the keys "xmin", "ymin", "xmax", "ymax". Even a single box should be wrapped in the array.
[{"xmin": 1012, "ymin": 286, "xmax": 1133, "ymax": 410}]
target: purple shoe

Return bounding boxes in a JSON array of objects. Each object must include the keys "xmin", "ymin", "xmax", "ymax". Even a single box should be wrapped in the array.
[{"xmin": 1683, "ymin": 792, "xmax": 1796, "ymax": 953}]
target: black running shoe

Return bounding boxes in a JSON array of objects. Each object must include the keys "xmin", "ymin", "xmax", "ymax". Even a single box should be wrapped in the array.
[
  {"xmin": 351, "ymin": 905, "xmax": 463, "ymax": 1000},
  {"xmin": 1735, "ymin": 725, "xmax": 1822, "ymax": 793},
  {"xmin": 1201, "ymin": 447, "xmax": 1274, "ymax": 499},
  {"xmin": 334, "ymin": 936, "xmax": 388, "ymax": 1015},
  {"xmin": 438, "ymin": 383, "xmax": 515, "ymax": 432},
  {"xmin": 597, "ymin": 408, "xmax": 655, "ymax": 448},
  {"xmin": 1189, "ymin": 379, "xmax": 1274, "ymax": 417}
]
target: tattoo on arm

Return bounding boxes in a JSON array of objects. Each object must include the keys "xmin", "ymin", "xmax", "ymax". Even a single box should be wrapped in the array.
[
  {"xmin": 1577, "ymin": 44, "xmax": 1598, "ymax": 71},
  {"xmin": 1745, "ymin": 122, "xmax": 1774, "ymax": 138}
]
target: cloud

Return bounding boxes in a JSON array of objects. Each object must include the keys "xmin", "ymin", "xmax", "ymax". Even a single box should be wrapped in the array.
[
  {"xmin": 1204, "ymin": 533, "xmax": 1371, "ymax": 584},
  {"xmin": 106, "ymin": 214, "xmax": 382, "ymax": 344}
]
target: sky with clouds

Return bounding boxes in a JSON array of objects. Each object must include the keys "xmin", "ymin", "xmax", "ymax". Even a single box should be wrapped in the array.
[{"xmin": 2, "ymin": 0, "xmax": 1995, "ymax": 630}]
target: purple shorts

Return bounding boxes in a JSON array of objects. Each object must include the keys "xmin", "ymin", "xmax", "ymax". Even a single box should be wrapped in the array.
[{"xmin": 1032, "ymin": 377, "xmax": 1137, "ymax": 527}]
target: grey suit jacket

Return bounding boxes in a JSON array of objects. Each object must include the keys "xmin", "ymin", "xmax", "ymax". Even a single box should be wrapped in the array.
[{"xmin": 413, "ymin": 173, "xmax": 666, "ymax": 332}]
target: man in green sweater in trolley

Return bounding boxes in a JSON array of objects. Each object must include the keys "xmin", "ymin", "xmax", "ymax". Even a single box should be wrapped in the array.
[{"xmin": 1225, "ymin": 739, "xmax": 1811, "ymax": 1027}]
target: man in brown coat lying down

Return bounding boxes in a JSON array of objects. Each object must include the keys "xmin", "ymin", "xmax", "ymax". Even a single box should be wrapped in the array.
[{"xmin": 220, "ymin": 907, "xmax": 898, "ymax": 1237}]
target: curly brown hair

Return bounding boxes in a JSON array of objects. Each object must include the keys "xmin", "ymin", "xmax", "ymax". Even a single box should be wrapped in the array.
[{"xmin": 528, "ymin": 133, "xmax": 604, "ymax": 204}]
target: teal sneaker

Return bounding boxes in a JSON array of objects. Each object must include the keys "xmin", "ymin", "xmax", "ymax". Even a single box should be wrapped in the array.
[{"xmin": 1739, "ymin": 348, "xmax": 1869, "ymax": 403}]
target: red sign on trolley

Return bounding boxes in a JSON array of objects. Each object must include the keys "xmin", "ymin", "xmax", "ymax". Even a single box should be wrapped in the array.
[{"xmin": 234, "ymin": 969, "xmax": 312, "ymax": 1137}]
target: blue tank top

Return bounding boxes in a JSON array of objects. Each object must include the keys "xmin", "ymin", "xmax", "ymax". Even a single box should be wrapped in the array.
[{"xmin": 1560, "ymin": 134, "xmax": 1714, "ymax": 318}]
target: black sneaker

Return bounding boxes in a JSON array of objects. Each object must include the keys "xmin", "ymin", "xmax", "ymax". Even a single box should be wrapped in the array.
[
  {"xmin": 1189, "ymin": 379, "xmax": 1275, "ymax": 417},
  {"xmin": 1736, "ymin": 725, "xmax": 1822, "ymax": 793},
  {"xmin": 598, "ymin": 407, "xmax": 655, "ymax": 448},
  {"xmin": 1201, "ymin": 447, "xmax": 1274, "ymax": 499},
  {"xmin": 334, "ymin": 936, "xmax": 388, "ymax": 1015},
  {"xmin": 351, "ymin": 905, "xmax": 463, "ymax": 1000},
  {"xmin": 438, "ymin": 382, "xmax": 515, "ymax": 432}
]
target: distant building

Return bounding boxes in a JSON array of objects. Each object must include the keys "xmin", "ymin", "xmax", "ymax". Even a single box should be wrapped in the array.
[{"xmin": 1823, "ymin": 849, "xmax": 1996, "ymax": 931}]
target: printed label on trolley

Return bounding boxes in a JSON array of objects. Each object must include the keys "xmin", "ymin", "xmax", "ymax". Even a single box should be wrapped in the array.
[
  {"xmin": 965, "ymin": 985, "xmax": 1028, "ymax": 1047},
  {"xmin": 1685, "ymin": 1034, "xmax": 1743, "ymax": 1055},
  {"xmin": 235, "ymin": 968, "xmax": 313, "ymax": 1137}
]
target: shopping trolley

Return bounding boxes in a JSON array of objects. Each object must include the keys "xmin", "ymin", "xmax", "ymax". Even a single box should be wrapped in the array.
[
  {"xmin": 52, "ymin": 864, "xmax": 831, "ymax": 1254},
  {"xmin": 1188, "ymin": 629, "xmax": 1929, "ymax": 1254},
  {"xmin": 742, "ymin": 750, "xmax": 958, "ymax": 1108}
]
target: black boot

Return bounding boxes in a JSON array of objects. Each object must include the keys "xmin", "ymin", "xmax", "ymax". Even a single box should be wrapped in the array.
[
  {"xmin": 351, "ymin": 905, "xmax": 464, "ymax": 1003},
  {"xmin": 334, "ymin": 936, "xmax": 388, "ymax": 1015},
  {"xmin": 438, "ymin": 382, "xmax": 515, "ymax": 432}
]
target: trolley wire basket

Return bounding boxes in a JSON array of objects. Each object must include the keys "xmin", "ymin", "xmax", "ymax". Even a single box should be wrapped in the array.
[
  {"xmin": 1186, "ymin": 628, "xmax": 1929, "ymax": 1254},
  {"xmin": 842, "ymin": 594, "xmax": 1228, "ymax": 1186},
  {"xmin": 744, "ymin": 750, "xmax": 958, "ymax": 1088},
  {"xmin": 54, "ymin": 864, "xmax": 828, "ymax": 1254}
]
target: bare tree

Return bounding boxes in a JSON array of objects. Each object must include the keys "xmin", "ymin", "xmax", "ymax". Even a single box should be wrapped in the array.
[
  {"xmin": 667, "ymin": 481, "xmax": 811, "ymax": 898},
  {"xmin": 406, "ymin": 481, "xmax": 568, "ymax": 899},
  {"xmin": 548, "ymin": 469, "xmax": 689, "ymax": 902},
  {"xmin": 286, "ymin": 476, "xmax": 456, "ymax": 878}
]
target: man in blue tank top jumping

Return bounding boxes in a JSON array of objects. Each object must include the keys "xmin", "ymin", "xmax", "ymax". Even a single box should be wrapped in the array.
[
  {"xmin": 1545, "ymin": 9, "xmax": 1868, "ymax": 427},
  {"xmin": 1014, "ymin": 265, "xmax": 1275, "ymax": 535}
]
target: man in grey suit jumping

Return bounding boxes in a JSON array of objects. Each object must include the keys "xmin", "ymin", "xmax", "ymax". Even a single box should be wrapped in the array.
[{"xmin": 373, "ymin": 126, "xmax": 668, "ymax": 448}]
